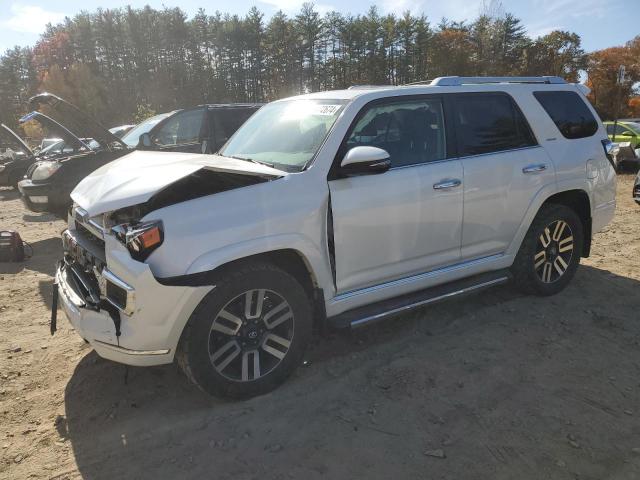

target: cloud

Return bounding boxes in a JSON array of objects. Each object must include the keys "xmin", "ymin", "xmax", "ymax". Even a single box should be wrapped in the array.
[
  {"xmin": 533, "ymin": 0, "xmax": 619, "ymax": 20},
  {"xmin": 2, "ymin": 4, "xmax": 66, "ymax": 34}
]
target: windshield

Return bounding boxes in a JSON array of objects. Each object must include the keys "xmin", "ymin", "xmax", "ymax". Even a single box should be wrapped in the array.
[
  {"xmin": 39, "ymin": 140, "xmax": 65, "ymax": 155},
  {"xmin": 219, "ymin": 99, "xmax": 347, "ymax": 171},
  {"xmin": 121, "ymin": 112, "xmax": 173, "ymax": 148},
  {"xmin": 41, "ymin": 138, "xmax": 61, "ymax": 149}
]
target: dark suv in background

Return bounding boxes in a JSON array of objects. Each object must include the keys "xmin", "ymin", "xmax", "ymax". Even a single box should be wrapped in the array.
[
  {"xmin": 135, "ymin": 103, "xmax": 262, "ymax": 154},
  {"xmin": 17, "ymin": 93, "xmax": 261, "ymax": 217}
]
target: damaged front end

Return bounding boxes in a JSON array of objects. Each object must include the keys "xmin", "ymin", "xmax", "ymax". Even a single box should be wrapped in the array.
[
  {"xmin": 56, "ymin": 218, "xmax": 133, "ymax": 340},
  {"xmin": 53, "ymin": 155, "xmax": 285, "ymax": 363}
]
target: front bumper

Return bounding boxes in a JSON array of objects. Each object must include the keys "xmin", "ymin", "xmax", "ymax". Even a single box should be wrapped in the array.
[
  {"xmin": 55, "ymin": 227, "xmax": 212, "ymax": 366},
  {"xmin": 17, "ymin": 178, "xmax": 64, "ymax": 213}
]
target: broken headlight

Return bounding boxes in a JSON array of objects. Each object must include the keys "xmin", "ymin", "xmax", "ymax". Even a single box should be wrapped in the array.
[{"xmin": 113, "ymin": 220, "xmax": 164, "ymax": 261}]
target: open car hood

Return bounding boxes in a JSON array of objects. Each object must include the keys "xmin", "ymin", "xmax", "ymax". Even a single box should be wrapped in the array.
[
  {"xmin": 71, "ymin": 151, "xmax": 287, "ymax": 217},
  {"xmin": 0, "ymin": 123, "xmax": 33, "ymax": 159},
  {"xmin": 20, "ymin": 111, "xmax": 90, "ymax": 153},
  {"xmin": 29, "ymin": 92, "xmax": 127, "ymax": 151}
]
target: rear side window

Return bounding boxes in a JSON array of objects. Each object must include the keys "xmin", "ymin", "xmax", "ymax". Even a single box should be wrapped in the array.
[
  {"xmin": 533, "ymin": 91, "xmax": 598, "ymax": 139},
  {"xmin": 452, "ymin": 93, "xmax": 536, "ymax": 156},
  {"xmin": 211, "ymin": 108, "xmax": 258, "ymax": 149}
]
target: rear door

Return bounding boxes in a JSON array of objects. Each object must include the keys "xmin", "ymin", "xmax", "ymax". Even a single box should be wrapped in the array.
[
  {"xmin": 328, "ymin": 95, "xmax": 464, "ymax": 293},
  {"xmin": 453, "ymin": 92, "xmax": 555, "ymax": 261}
]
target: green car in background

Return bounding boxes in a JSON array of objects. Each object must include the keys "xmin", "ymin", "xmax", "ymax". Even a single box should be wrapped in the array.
[
  {"xmin": 604, "ymin": 120, "xmax": 640, "ymax": 170},
  {"xmin": 604, "ymin": 120, "xmax": 640, "ymax": 148}
]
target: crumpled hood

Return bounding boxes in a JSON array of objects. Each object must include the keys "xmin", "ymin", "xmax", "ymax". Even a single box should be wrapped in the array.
[{"xmin": 71, "ymin": 150, "xmax": 287, "ymax": 216}]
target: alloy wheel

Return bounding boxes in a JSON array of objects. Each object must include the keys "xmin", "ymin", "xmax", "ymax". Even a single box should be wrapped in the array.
[
  {"xmin": 534, "ymin": 219, "xmax": 574, "ymax": 284},
  {"xmin": 208, "ymin": 289, "xmax": 294, "ymax": 382}
]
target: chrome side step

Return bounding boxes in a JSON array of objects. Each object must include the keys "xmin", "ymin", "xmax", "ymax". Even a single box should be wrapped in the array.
[{"xmin": 328, "ymin": 270, "xmax": 511, "ymax": 329}]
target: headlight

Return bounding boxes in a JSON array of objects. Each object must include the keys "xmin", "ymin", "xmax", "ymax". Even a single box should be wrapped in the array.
[
  {"xmin": 31, "ymin": 162, "xmax": 61, "ymax": 181},
  {"xmin": 113, "ymin": 220, "xmax": 164, "ymax": 261}
]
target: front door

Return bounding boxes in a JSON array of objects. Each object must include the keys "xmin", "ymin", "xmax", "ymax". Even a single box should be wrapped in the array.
[
  {"xmin": 328, "ymin": 96, "xmax": 464, "ymax": 294},
  {"xmin": 150, "ymin": 107, "xmax": 206, "ymax": 153}
]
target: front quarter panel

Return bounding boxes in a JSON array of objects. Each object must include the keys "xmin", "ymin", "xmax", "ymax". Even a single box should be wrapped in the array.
[{"xmin": 143, "ymin": 171, "xmax": 334, "ymax": 295}]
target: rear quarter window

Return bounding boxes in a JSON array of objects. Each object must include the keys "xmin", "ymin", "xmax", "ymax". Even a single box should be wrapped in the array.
[{"xmin": 533, "ymin": 91, "xmax": 598, "ymax": 139}]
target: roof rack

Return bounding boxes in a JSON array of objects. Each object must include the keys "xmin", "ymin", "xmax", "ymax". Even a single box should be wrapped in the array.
[
  {"xmin": 429, "ymin": 76, "xmax": 566, "ymax": 86},
  {"xmin": 404, "ymin": 80, "xmax": 434, "ymax": 86},
  {"xmin": 347, "ymin": 85, "xmax": 396, "ymax": 90}
]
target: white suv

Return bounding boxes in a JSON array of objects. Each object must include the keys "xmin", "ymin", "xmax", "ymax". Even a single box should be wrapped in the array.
[{"xmin": 54, "ymin": 76, "xmax": 617, "ymax": 398}]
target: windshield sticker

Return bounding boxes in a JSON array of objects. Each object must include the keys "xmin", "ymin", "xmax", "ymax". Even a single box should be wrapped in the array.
[{"xmin": 313, "ymin": 104, "xmax": 342, "ymax": 115}]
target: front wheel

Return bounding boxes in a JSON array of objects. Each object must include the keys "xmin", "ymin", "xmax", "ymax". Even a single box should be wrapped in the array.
[
  {"xmin": 177, "ymin": 263, "xmax": 312, "ymax": 399},
  {"xmin": 511, "ymin": 204, "xmax": 584, "ymax": 296}
]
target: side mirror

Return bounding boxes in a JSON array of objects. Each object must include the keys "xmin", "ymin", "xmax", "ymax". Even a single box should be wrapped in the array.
[
  {"xmin": 139, "ymin": 132, "xmax": 153, "ymax": 148},
  {"xmin": 340, "ymin": 146, "xmax": 391, "ymax": 176}
]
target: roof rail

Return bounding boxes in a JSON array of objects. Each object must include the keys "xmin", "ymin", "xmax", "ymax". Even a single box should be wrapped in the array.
[
  {"xmin": 347, "ymin": 85, "xmax": 395, "ymax": 90},
  {"xmin": 430, "ymin": 76, "xmax": 566, "ymax": 86},
  {"xmin": 404, "ymin": 80, "xmax": 434, "ymax": 86}
]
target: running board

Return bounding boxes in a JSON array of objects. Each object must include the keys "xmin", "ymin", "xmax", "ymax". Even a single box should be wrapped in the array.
[{"xmin": 328, "ymin": 270, "xmax": 511, "ymax": 329}]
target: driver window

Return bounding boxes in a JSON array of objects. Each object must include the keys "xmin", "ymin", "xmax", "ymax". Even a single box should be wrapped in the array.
[
  {"xmin": 153, "ymin": 108, "xmax": 204, "ymax": 146},
  {"xmin": 346, "ymin": 98, "xmax": 446, "ymax": 168}
]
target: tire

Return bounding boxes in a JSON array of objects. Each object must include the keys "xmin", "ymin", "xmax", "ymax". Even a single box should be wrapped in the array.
[
  {"xmin": 177, "ymin": 262, "xmax": 312, "ymax": 399},
  {"xmin": 9, "ymin": 173, "xmax": 21, "ymax": 190},
  {"xmin": 511, "ymin": 203, "xmax": 584, "ymax": 296}
]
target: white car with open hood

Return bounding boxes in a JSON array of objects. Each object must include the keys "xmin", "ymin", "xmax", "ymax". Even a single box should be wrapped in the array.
[{"xmin": 55, "ymin": 76, "xmax": 617, "ymax": 398}]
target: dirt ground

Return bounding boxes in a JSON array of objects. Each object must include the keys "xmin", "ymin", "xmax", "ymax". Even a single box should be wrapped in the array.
[{"xmin": 1, "ymin": 174, "xmax": 640, "ymax": 480}]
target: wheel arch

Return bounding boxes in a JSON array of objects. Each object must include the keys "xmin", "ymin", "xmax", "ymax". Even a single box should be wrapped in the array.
[
  {"xmin": 541, "ymin": 189, "xmax": 592, "ymax": 257},
  {"xmin": 508, "ymin": 185, "xmax": 593, "ymax": 260},
  {"xmin": 160, "ymin": 246, "xmax": 328, "ymax": 336}
]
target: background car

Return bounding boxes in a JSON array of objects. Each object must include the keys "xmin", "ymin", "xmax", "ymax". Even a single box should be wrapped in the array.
[
  {"xmin": 109, "ymin": 124, "xmax": 135, "ymax": 138},
  {"xmin": 605, "ymin": 120, "xmax": 640, "ymax": 149},
  {"xmin": 38, "ymin": 137, "xmax": 62, "ymax": 152},
  {"xmin": 132, "ymin": 103, "xmax": 262, "ymax": 154},
  {"xmin": 18, "ymin": 93, "xmax": 263, "ymax": 217},
  {"xmin": 0, "ymin": 124, "xmax": 36, "ymax": 188},
  {"xmin": 0, "ymin": 124, "xmax": 84, "ymax": 189},
  {"xmin": 119, "ymin": 112, "xmax": 175, "ymax": 148}
]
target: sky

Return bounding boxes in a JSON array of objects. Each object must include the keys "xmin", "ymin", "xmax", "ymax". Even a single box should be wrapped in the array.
[{"xmin": 0, "ymin": 0, "xmax": 637, "ymax": 55}]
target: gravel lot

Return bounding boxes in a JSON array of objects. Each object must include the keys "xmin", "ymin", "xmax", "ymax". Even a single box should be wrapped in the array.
[{"xmin": 1, "ymin": 174, "xmax": 640, "ymax": 480}]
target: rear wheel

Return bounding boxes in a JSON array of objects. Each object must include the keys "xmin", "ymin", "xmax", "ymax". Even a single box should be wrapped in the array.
[
  {"xmin": 512, "ymin": 204, "xmax": 584, "ymax": 296},
  {"xmin": 177, "ymin": 263, "xmax": 312, "ymax": 399}
]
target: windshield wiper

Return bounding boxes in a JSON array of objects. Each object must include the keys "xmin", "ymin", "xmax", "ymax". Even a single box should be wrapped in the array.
[{"xmin": 226, "ymin": 154, "xmax": 275, "ymax": 169}]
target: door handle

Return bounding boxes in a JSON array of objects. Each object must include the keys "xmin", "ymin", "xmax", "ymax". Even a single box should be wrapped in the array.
[
  {"xmin": 433, "ymin": 179, "xmax": 462, "ymax": 190},
  {"xmin": 522, "ymin": 164, "xmax": 547, "ymax": 174}
]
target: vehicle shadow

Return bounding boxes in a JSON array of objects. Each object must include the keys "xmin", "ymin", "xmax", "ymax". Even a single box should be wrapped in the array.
[
  {"xmin": 61, "ymin": 264, "xmax": 640, "ymax": 479},
  {"xmin": 0, "ymin": 261, "xmax": 25, "ymax": 274},
  {"xmin": 0, "ymin": 187, "xmax": 19, "ymax": 201},
  {"xmin": 22, "ymin": 213, "xmax": 60, "ymax": 223}
]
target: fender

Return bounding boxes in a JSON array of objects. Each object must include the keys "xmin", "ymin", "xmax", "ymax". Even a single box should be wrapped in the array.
[
  {"xmin": 180, "ymin": 233, "xmax": 334, "ymax": 298},
  {"xmin": 505, "ymin": 178, "xmax": 591, "ymax": 258}
]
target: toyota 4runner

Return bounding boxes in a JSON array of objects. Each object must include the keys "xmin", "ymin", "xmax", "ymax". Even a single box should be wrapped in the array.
[{"xmin": 54, "ymin": 76, "xmax": 617, "ymax": 398}]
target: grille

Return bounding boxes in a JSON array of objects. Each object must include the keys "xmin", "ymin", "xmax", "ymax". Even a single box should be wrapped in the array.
[{"xmin": 75, "ymin": 221, "xmax": 106, "ymax": 252}]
